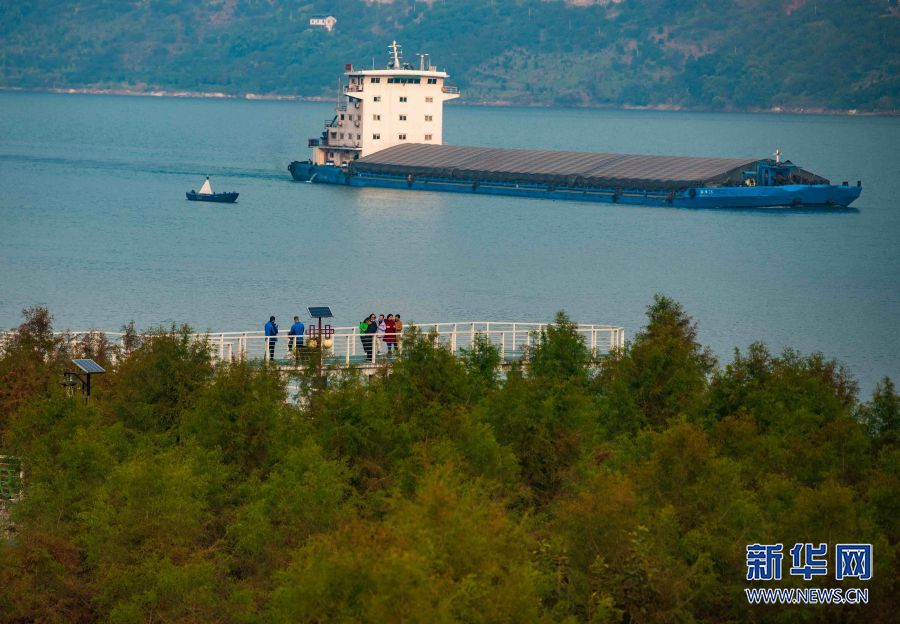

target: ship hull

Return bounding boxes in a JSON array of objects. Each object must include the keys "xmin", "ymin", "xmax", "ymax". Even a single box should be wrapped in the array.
[
  {"xmin": 289, "ymin": 162, "xmax": 861, "ymax": 209},
  {"xmin": 186, "ymin": 191, "xmax": 239, "ymax": 203}
]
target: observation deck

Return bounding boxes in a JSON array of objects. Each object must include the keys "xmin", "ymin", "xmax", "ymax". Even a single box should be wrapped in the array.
[{"xmin": 1, "ymin": 321, "xmax": 626, "ymax": 371}]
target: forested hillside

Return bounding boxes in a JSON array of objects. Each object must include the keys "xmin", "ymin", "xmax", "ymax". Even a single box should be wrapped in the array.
[
  {"xmin": 1, "ymin": 0, "xmax": 898, "ymax": 112},
  {"xmin": 1, "ymin": 299, "xmax": 898, "ymax": 621}
]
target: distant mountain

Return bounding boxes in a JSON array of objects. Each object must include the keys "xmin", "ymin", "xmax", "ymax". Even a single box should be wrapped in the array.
[{"xmin": 1, "ymin": 0, "xmax": 898, "ymax": 112}]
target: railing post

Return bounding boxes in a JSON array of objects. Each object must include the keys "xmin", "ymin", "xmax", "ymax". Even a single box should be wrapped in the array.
[
  {"xmin": 219, "ymin": 334, "xmax": 224, "ymax": 362},
  {"xmin": 501, "ymin": 331, "xmax": 505, "ymax": 360},
  {"xmin": 591, "ymin": 328, "xmax": 597, "ymax": 358},
  {"xmin": 451, "ymin": 323, "xmax": 457, "ymax": 353},
  {"xmin": 345, "ymin": 335, "xmax": 350, "ymax": 366}
]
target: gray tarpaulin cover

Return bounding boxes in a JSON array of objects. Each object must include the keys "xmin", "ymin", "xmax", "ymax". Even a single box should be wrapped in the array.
[{"xmin": 352, "ymin": 143, "xmax": 761, "ymax": 191}]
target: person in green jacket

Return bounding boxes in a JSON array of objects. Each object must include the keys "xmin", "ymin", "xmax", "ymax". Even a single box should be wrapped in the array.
[{"xmin": 360, "ymin": 316, "xmax": 372, "ymax": 360}]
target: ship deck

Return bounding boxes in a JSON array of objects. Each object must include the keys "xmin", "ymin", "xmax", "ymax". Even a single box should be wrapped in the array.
[{"xmin": 352, "ymin": 143, "xmax": 762, "ymax": 191}]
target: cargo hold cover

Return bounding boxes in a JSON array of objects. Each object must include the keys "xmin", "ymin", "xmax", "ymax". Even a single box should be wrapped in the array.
[{"xmin": 352, "ymin": 143, "xmax": 759, "ymax": 191}]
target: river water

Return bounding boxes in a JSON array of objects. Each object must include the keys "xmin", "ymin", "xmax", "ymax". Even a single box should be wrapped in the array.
[{"xmin": 0, "ymin": 92, "xmax": 897, "ymax": 393}]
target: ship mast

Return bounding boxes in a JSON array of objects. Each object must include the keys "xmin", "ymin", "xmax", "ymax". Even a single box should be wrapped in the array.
[{"xmin": 389, "ymin": 40, "xmax": 402, "ymax": 69}]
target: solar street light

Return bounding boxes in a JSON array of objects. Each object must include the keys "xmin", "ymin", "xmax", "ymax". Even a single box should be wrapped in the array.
[
  {"xmin": 62, "ymin": 358, "xmax": 106, "ymax": 401},
  {"xmin": 307, "ymin": 307, "xmax": 334, "ymax": 384}
]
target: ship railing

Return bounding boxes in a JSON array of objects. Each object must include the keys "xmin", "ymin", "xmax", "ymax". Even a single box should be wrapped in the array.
[{"xmin": 0, "ymin": 322, "xmax": 625, "ymax": 368}]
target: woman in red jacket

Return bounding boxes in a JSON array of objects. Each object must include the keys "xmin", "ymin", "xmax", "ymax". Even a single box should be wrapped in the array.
[{"xmin": 384, "ymin": 314, "xmax": 397, "ymax": 354}]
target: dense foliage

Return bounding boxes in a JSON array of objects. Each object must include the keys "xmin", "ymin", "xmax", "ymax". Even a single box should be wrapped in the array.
[
  {"xmin": 0, "ymin": 297, "xmax": 897, "ymax": 622},
  {"xmin": 1, "ymin": 0, "xmax": 898, "ymax": 112}
]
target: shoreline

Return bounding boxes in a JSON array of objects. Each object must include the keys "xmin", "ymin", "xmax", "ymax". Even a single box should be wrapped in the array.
[{"xmin": 0, "ymin": 85, "xmax": 896, "ymax": 117}]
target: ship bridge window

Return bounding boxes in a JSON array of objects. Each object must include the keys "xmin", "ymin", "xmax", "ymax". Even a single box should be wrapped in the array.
[
  {"xmin": 399, "ymin": 96, "xmax": 407, "ymax": 102},
  {"xmin": 373, "ymin": 133, "xmax": 381, "ymax": 140},
  {"xmin": 371, "ymin": 77, "xmax": 380, "ymax": 84},
  {"xmin": 373, "ymin": 114, "xmax": 381, "ymax": 121},
  {"xmin": 399, "ymin": 114, "xmax": 407, "ymax": 121},
  {"xmin": 425, "ymin": 115, "xmax": 433, "ymax": 121},
  {"xmin": 425, "ymin": 134, "xmax": 433, "ymax": 141},
  {"xmin": 427, "ymin": 78, "xmax": 437, "ymax": 84},
  {"xmin": 373, "ymin": 96, "xmax": 381, "ymax": 102},
  {"xmin": 388, "ymin": 78, "xmax": 421, "ymax": 84},
  {"xmin": 399, "ymin": 133, "xmax": 407, "ymax": 140}
]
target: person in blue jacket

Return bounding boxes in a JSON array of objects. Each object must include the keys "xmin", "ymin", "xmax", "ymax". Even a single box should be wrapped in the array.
[
  {"xmin": 264, "ymin": 315, "xmax": 278, "ymax": 361},
  {"xmin": 288, "ymin": 315, "xmax": 305, "ymax": 352}
]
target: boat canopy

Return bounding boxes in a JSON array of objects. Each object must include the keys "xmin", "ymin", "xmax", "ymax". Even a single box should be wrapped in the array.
[
  {"xmin": 199, "ymin": 178, "xmax": 213, "ymax": 195},
  {"xmin": 353, "ymin": 144, "xmax": 776, "ymax": 191}
]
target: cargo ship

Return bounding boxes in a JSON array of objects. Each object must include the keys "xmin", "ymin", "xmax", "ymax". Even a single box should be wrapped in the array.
[{"xmin": 288, "ymin": 42, "xmax": 862, "ymax": 209}]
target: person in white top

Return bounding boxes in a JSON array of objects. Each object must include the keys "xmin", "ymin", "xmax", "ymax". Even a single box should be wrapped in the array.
[{"xmin": 375, "ymin": 314, "xmax": 387, "ymax": 354}]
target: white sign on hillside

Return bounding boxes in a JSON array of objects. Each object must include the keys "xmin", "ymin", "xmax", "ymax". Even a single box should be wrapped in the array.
[{"xmin": 310, "ymin": 16, "xmax": 337, "ymax": 31}]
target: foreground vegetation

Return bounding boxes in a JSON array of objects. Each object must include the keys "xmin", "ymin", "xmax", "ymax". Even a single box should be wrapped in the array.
[
  {"xmin": 0, "ymin": 297, "xmax": 897, "ymax": 623},
  {"xmin": 1, "ymin": 0, "xmax": 898, "ymax": 112}
]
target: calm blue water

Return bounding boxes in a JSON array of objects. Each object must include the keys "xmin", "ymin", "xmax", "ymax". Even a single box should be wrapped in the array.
[{"xmin": 0, "ymin": 92, "xmax": 897, "ymax": 394}]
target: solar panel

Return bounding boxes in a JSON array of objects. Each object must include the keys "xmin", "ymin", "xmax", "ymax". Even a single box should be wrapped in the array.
[
  {"xmin": 308, "ymin": 306, "xmax": 334, "ymax": 318},
  {"xmin": 72, "ymin": 359, "xmax": 106, "ymax": 374}
]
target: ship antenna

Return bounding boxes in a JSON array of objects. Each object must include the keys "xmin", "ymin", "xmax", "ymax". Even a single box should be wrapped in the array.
[
  {"xmin": 389, "ymin": 40, "xmax": 401, "ymax": 69},
  {"xmin": 774, "ymin": 148, "xmax": 781, "ymax": 164}
]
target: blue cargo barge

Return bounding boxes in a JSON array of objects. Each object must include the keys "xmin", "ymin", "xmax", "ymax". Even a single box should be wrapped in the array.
[
  {"xmin": 289, "ymin": 145, "xmax": 862, "ymax": 209},
  {"xmin": 288, "ymin": 41, "xmax": 861, "ymax": 210}
]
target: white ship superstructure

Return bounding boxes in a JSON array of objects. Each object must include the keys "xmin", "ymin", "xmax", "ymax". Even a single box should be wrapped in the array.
[{"xmin": 310, "ymin": 41, "xmax": 459, "ymax": 166}]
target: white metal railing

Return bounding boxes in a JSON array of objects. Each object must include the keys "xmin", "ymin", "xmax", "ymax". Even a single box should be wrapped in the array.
[{"xmin": 0, "ymin": 322, "xmax": 625, "ymax": 367}]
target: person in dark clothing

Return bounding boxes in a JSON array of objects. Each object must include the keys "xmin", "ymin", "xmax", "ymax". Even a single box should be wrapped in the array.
[
  {"xmin": 365, "ymin": 313, "xmax": 378, "ymax": 361},
  {"xmin": 288, "ymin": 315, "xmax": 305, "ymax": 352},
  {"xmin": 264, "ymin": 315, "xmax": 278, "ymax": 361}
]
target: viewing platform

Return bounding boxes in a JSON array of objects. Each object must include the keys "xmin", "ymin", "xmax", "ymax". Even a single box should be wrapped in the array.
[{"xmin": 1, "ymin": 321, "xmax": 625, "ymax": 370}]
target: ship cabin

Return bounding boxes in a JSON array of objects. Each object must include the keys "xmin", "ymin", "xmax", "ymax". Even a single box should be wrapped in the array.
[
  {"xmin": 741, "ymin": 150, "xmax": 829, "ymax": 187},
  {"xmin": 309, "ymin": 41, "xmax": 460, "ymax": 167}
]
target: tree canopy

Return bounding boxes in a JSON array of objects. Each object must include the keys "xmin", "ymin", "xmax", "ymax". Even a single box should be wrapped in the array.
[{"xmin": 1, "ymin": 299, "xmax": 897, "ymax": 622}]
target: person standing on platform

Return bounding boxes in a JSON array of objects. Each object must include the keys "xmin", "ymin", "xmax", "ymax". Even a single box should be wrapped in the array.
[
  {"xmin": 375, "ymin": 314, "xmax": 386, "ymax": 356},
  {"xmin": 288, "ymin": 315, "xmax": 305, "ymax": 352},
  {"xmin": 384, "ymin": 314, "xmax": 397, "ymax": 354},
  {"xmin": 360, "ymin": 317, "xmax": 372, "ymax": 360},
  {"xmin": 394, "ymin": 314, "xmax": 403, "ymax": 351},
  {"xmin": 265, "ymin": 315, "xmax": 278, "ymax": 361},
  {"xmin": 366, "ymin": 314, "xmax": 378, "ymax": 361}
]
